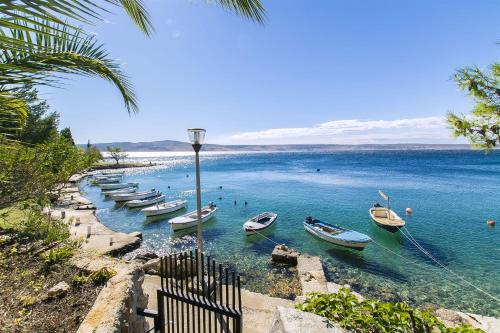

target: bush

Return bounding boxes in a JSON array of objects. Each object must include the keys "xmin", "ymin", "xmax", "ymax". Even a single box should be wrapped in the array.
[
  {"xmin": 40, "ymin": 246, "xmax": 74, "ymax": 265},
  {"xmin": 72, "ymin": 267, "xmax": 116, "ymax": 286},
  {"xmin": 296, "ymin": 288, "xmax": 484, "ymax": 333}
]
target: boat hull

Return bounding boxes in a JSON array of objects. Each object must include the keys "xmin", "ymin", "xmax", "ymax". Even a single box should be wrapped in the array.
[
  {"xmin": 142, "ymin": 201, "xmax": 187, "ymax": 216},
  {"xmin": 368, "ymin": 208, "xmax": 405, "ymax": 233},
  {"xmin": 126, "ymin": 195, "xmax": 165, "ymax": 208},
  {"xmin": 169, "ymin": 208, "xmax": 217, "ymax": 231},
  {"xmin": 112, "ymin": 191, "xmax": 157, "ymax": 201},
  {"xmin": 304, "ymin": 222, "xmax": 370, "ymax": 250},
  {"xmin": 243, "ymin": 213, "xmax": 278, "ymax": 235},
  {"xmin": 100, "ymin": 182, "xmax": 138, "ymax": 190}
]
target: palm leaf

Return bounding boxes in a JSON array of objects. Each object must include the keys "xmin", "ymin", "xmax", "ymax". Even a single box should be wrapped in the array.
[
  {"xmin": 0, "ymin": 90, "xmax": 28, "ymax": 138},
  {"xmin": 216, "ymin": 0, "xmax": 266, "ymax": 23}
]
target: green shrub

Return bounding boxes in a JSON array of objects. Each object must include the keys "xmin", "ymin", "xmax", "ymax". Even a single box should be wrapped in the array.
[
  {"xmin": 72, "ymin": 267, "xmax": 116, "ymax": 286},
  {"xmin": 296, "ymin": 288, "xmax": 484, "ymax": 333},
  {"xmin": 40, "ymin": 246, "xmax": 74, "ymax": 265}
]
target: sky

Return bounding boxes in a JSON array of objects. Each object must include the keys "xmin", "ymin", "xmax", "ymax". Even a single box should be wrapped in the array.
[{"xmin": 39, "ymin": 0, "xmax": 499, "ymax": 145}]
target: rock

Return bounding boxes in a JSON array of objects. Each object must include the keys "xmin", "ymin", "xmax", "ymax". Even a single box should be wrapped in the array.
[
  {"xmin": 134, "ymin": 251, "xmax": 158, "ymax": 261},
  {"xmin": 129, "ymin": 231, "xmax": 143, "ymax": 239},
  {"xmin": 146, "ymin": 269, "xmax": 159, "ymax": 275},
  {"xmin": 142, "ymin": 258, "xmax": 160, "ymax": 272},
  {"xmin": 47, "ymin": 281, "xmax": 70, "ymax": 299},
  {"xmin": 269, "ymin": 306, "xmax": 348, "ymax": 333},
  {"xmin": 272, "ymin": 244, "xmax": 299, "ymax": 266}
]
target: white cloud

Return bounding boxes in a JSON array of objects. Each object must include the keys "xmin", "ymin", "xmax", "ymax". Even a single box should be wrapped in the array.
[
  {"xmin": 172, "ymin": 31, "xmax": 181, "ymax": 39},
  {"xmin": 226, "ymin": 117, "xmax": 461, "ymax": 144}
]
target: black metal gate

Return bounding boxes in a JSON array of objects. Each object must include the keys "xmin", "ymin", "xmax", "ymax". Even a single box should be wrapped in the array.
[{"xmin": 139, "ymin": 250, "xmax": 242, "ymax": 333}]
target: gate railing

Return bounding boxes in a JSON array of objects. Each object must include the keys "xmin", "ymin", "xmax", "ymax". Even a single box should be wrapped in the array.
[{"xmin": 138, "ymin": 250, "xmax": 242, "ymax": 333}]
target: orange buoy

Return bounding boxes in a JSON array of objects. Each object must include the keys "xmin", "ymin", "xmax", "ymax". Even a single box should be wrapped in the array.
[
  {"xmin": 405, "ymin": 208, "xmax": 413, "ymax": 215},
  {"xmin": 487, "ymin": 220, "xmax": 495, "ymax": 226}
]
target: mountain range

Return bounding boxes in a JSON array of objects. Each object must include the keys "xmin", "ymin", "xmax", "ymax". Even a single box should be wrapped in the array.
[{"xmin": 81, "ymin": 140, "xmax": 472, "ymax": 152}]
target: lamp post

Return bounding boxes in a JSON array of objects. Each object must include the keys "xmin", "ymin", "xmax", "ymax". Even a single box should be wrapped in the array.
[{"xmin": 187, "ymin": 128, "xmax": 206, "ymax": 253}]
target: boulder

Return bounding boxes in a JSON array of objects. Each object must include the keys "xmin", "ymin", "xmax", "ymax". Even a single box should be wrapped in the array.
[
  {"xmin": 47, "ymin": 281, "xmax": 70, "ymax": 299},
  {"xmin": 129, "ymin": 231, "xmax": 143, "ymax": 239},
  {"xmin": 134, "ymin": 251, "xmax": 158, "ymax": 261},
  {"xmin": 272, "ymin": 245, "xmax": 299, "ymax": 266},
  {"xmin": 269, "ymin": 306, "xmax": 348, "ymax": 333}
]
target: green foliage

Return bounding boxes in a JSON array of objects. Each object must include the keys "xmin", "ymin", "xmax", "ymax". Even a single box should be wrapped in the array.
[
  {"xmin": 14, "ymin": 85, "xmax": 59, "ymax": 144},
  {"xmin": 0, "ymin": 137, "xmax": 100, "ymax": 208},
  {"xmin": 296, "ymin": 288, "xmax": 484, "ymax": 333},
  {"xmin": 106, "ymin": 145, "xmax": 128, "ymax": 165},
  {"xmin": 40, "ymin": 246, "xmax": 74, "ymax": 265},
  {"xmin": 448, "ymin": 63, "xmax": 499, "ymax": 150},
  {"xmin": 72, "ymin": 267, "xmax": 116, "ymax": 286},
  {"xmin": 59, "ymin": 127, "xmax": 75, "ymax": 145},
  {"xmin": 3, "ymin": 207, "xmax": 70, "ymax": 244}
]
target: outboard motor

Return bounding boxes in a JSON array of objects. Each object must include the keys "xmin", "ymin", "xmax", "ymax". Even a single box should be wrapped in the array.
[
  {"xmin": 306, "ymin": 216, "xmax": 313, "ymax": 224},
  {"xmin": 373, "ymin": 202, "xmax": 382, "ymax": 208}
]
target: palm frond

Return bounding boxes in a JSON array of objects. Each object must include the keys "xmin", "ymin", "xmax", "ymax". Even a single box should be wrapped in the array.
[
  {"xmin": 0, "ymin": 90, "xmax": 28, "ymax": 138},
  {"xmin": 216, "ymin": 0, "xmax": 266, "ymax": 23},
  {"xmin": 0, "ymin": 21, "xmax": 138, "ymax": 113}
]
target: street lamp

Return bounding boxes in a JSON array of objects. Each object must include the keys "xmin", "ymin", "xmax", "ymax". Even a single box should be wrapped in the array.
[{"xmin": 187, "ymin": 128, "xmax": 206, "ymax": 254}]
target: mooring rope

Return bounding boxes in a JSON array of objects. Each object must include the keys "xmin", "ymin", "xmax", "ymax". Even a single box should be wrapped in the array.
[
  {"xmin": 400, "ymin": 226, "xmax": 499, "ymax": 303},
  {"xmin": 248, "ymin": 228, "xmax": 283, "ymax": 247}
]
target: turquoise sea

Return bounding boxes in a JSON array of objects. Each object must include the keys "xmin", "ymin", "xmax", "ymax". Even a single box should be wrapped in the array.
[{"xmin": 80, "ymin": 150, "xmax": 500, "ymax": 316}]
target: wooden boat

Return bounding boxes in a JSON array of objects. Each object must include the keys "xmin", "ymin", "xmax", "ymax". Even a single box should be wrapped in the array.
[
  {"xmin": 111, "ymin": 189, "xmax": 157, "ymax": 202},
  {"xmin": 168, "ymin": 205, "xmax": 218, "ymax": 231},
  {"xmin": 369, "ymin": 190, "xmax": 405, "ymax": 232},
  {"xmin": 304, "ymin": 217, "xmax": 371, "ymax": 250},
  {"xmin": 369, "ymin": 207, "xmax": 405, "ymax": 232},
  {"xmin": 102, "ymin": 187, "xmax": 137, "ymax": 196},
  {"xmin": 99, "ymin": 182, "xmax": 139, "ymax": 190},
  {"xmin": 126, "ymin": 194, "xmax": 165, "ymax": 208},
  {"xmin": 141, "ymin": 200, "xmax": 187, "ymax": 217},
  {"xmin": 243, "ymin": 212, "xmax": 278, "ymax": 235},
  {"xmin": 93, "ymin": 173, "xmax": 123, "ymax": 179}
]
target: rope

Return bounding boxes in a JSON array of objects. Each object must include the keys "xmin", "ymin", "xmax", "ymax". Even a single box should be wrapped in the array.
[
  {"xmin": 247, "ymin": 228, "xmax": 283, "ymax": 246},
  {"xmin": 399, "ymin": 226, "xmax": 499, "ymax": 303}
]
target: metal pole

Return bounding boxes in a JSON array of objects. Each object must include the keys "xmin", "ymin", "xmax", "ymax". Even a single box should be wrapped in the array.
[{"xmin": 193, "ymin": 144, "xmax": 203, "ymax": 253}]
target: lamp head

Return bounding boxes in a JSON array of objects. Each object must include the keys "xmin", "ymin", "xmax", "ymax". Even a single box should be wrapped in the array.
[{"xmin": 187, "ymin": 128, "xmax": 206, "ymax": 145}]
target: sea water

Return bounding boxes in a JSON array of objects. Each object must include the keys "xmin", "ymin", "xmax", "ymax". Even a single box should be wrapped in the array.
[{"xmin": 80, "ymin": 150, "xmax": 500, "ymax": 316}]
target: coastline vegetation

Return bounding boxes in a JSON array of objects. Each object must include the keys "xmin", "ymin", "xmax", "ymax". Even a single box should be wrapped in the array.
[{"xmin": 296, "ymin": 288, "xmax": 484, "ymax": 333}]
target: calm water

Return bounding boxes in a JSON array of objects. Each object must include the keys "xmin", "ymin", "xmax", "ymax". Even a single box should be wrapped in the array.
[{"xmin": 80, "ymin": 150, "xmax": 500, "ymax": 316}]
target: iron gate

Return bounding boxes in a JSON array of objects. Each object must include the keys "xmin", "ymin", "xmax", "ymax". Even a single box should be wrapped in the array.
[{"xmin": 139, "ymin": 250, "xmax": 243, "ymax": 333}]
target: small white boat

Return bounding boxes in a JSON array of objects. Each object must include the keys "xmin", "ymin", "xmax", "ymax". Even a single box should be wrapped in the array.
[
  {"xmin": 169, "ymin": 205, "xmax": 218, "ymax": 231},
  {"xmin": 93, "ymin": 177, "xmax": 121, "ymax": 184},
  {"xmin": 100, "ymin": 182, "xmax": 139, "ymax": 190},
  {"xmin": 103, "ymin": 187, "xmax": 137, "ymax": 196},
  {"xmin": 141, "ymin": 200, "xmax": 187, "ymax": 217},
  {"xmin": 304, "ymin": 217, "xmax": 372, "ymax": 250},
  {"xmin": 111, "ymin": 189, "xmax": 157, "ymax": 201},
  {"xmin": 93, "ymin": 173, "xmax": 123, "ymax": 180},
  {"xmin": 243, "ymin": 212, "xmax": 278, "ymax": 235},
  {"xmin": 126, "ymin": 194, "xmax": 165, "ymax": 208},
  {"xmin": 369, "ymin": 191, "xmax": 405, "ymax": 233}
]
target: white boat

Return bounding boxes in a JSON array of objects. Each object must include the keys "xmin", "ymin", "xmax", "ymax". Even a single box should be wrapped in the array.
[
  {"xmin": 102, "ymin": 187, "xmax": 137, "ymax": 196},
  {"xmin": 99, "ymin": 182, "xmax": 139, "ymax": 190},
  {"xmin": 141, "ymin": 200, "xmax": 187, "ymax": 217},
  {"xmin": 93, "ymin": 173, "xmax": 123, "ymax": 179},
  {"xmin": 369, "ymin": 190, "xmax": 405, "ymax": 232},
  {"xmin": 243, "ymin": 212, "xmax": 278, "ymax": 235},
  {"xmin": 126, "ymin": 194, "xmax": 165, "ymax": 208},
  {"xmin": 304, "ymin": 217, "xmax": 372, "ymax": 250},
  {"xmin": 169, "ymin": 205, "xmax": 218, "ymax": 231},
  {"xmin": 111, "ymin": 189, "xmax": 157, "ymax": 201},
  {"xmin": 93, "ymin": 177, "xmax": 121, "ymax": 184}
]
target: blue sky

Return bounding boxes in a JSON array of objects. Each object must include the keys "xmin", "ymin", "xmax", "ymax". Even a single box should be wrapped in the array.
[{"xmin": 39, "ymin": 0, "xmax": 499, "ymax": 145}]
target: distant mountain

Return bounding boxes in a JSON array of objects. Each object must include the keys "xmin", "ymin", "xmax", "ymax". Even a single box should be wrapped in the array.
[{"xmin": 80, "ymin": 140, "xmax": 472, "ymax": 152}]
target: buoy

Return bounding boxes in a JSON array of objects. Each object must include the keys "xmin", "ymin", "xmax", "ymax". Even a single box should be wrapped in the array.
[
  {"xmin": 317, "ymin": 168, "xmax": 320, "ymax": 172},
  {"xmin": 167, "ymin": 186, "xmax": 170, "ymax": 189},
  {"xmin": 406, "ymin": 208, "xmax": 413, "ymax": 215},
  {"xmin": 234, "ymin": 200, "xmax": 237, "ymax": 205},
  {"xmin": 244, "ymin": 201, "xmax": 248, "ymax": 206},
  {"xmin": 219, "ymin": 186, "xmax": 223, "ymax": 190},
  {"xmin": 487, "ymin": 220, "xmax": 495, "ymax": 226}
]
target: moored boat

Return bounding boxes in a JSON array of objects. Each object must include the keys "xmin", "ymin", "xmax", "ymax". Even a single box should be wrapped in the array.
[
  {"xmin": 369, "ymin": 190, "xmax": 405, "ymax": 232},
  {"xmin": 102, "ymin": 187, "xmax": 137, "ymax": 196},
  {"xmin": 126, "ymin": 194, "xmax": 165, "ymax": 208},
  {"xmin": 111, "ymin": 189, "xmax": 157, "ymax": 201},
  {"xmin": 168, "ymin": 204, "xmax": 218, "ymax": 231},
  {"xmin": 369, "ymin": 206, "xmax": 405, "ymax": 232},
  {"xmin": 141, "ymin": 200, "xmax": 187, "ymax": 217},
  {"xmin": 99, "ymin": 182, "xmax": 139, "ymax": 190},
  {"xmin": 304, "ymin": 217, "xmax": 371, "ymax": 250},
  {"xmin": 92, "ymin": 177, "xmax": 121, "ymax": 184},
  {"xmin": 243, "ymin": 212, "xmax": 278, "ymax": 235}
]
